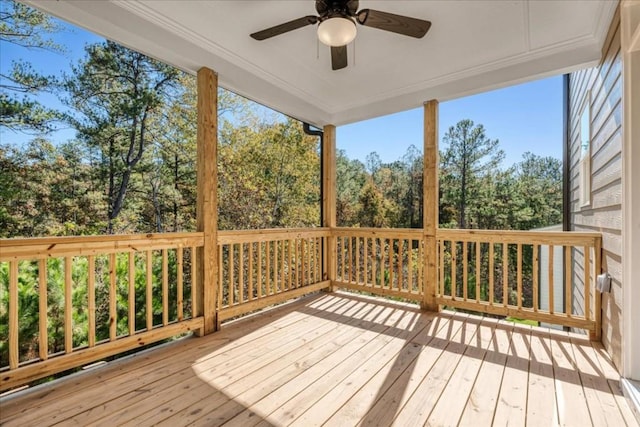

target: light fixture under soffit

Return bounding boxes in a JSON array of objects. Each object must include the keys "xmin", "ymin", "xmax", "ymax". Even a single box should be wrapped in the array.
[{"xmin": 317, "ymin": 17, "xmax": 357, "ymax": 47}]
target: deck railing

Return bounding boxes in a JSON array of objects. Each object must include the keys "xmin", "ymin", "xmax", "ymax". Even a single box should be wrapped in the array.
[
  {"xmin": 436, "ymin": 229, "xmax": 602, "ymax": 336},
  {"xmin": 217, "ymin": 228, "xmax": 331, "ymax": 321},
  {"xmin": 0, "ymin": 233, "xmax": 205, "ymax": 390},
  {"xmin": 332, "ymin": 228, "xmax": 424, "ymax": 302},
  {"xmin": 0, "ymin": 226, "xmax": 602, "ymax": 391}
]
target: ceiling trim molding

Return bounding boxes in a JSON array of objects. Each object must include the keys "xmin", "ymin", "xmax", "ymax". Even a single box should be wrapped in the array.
[{"xmin": 113, "ymin": 0, "xmax": 335, "ymax": 112}]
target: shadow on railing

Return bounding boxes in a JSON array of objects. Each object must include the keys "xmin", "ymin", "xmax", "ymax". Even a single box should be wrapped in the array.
[{"xmin": 0, "ymin": 226, "xmax": 602, "ymax": 392}]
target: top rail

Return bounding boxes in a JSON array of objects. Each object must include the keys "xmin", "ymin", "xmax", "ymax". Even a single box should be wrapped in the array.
[
  {"xmin": 217, "ymin": 227, "xmax": 330, "ymax": 244},
  {"xmin": 332, "ymin": 227, "xmax": 423, "ymax": 240},
  {"xmin": 0, "ymin": 232, "xmax": 204, "ymax": 261},
  {"xmin": 437, "ymin": 229, "xmax": 601, "ymax": 246}
]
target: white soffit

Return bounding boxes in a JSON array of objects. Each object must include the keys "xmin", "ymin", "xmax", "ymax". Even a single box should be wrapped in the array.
[{"xmin": 26, "ymin": 0, "xmax": 618, "ymax": 126}]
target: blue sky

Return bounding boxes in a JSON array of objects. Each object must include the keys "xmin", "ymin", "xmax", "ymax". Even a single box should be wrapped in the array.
[
  {"xmin": 1, "ymin": 10, "xmax": 562, "ymax": 168},
  {"xmin": 337, "ymin": 76, "xmax": 563, "ymax": 166}
]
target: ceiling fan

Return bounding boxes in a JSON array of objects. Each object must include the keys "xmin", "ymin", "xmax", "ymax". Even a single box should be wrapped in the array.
[{"xmin": 250, "ymin": 0, "xmax": 431, "ymax": 71}]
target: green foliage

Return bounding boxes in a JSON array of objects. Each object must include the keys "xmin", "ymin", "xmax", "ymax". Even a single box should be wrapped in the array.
[
  {"xmin": 219, "ymin": 117, "xmax": 320, "ymax": 230},
  {"xmin": 336, "ymin": 121, "xmax": 561, "ymax": 232},
  {"xmin": 64, "ymin": 41, "xmax": 182, "ymax": 232},
  {"xmin": 0, "ymin": 0, "xmax": 63, "ymax": 132},
  {"xmin": 0, "ymin": 4, "xmax": 563, "ymax": 374},
  {"xmin": 440, "ymin": 119, "xmax": 505, "ymax": 229}
]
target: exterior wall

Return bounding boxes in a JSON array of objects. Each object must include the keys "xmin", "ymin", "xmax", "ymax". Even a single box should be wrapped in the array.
[{"xmin": 568, "ymin": 10, "xmax": 623, "ymax": 369}]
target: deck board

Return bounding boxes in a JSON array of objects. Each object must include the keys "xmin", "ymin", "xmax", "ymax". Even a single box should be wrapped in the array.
[{"xmin": 0, "ymin": 291, "xmax": 634, "ymax": 427}]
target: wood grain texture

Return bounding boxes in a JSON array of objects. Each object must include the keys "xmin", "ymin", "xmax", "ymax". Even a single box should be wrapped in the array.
[
  {"xmin": 323, "ymin": 125, "xmax": 337, "ymax": 290},
  {"xmin": 0, "ymin": 292, "xmax": 629, "ymax": 425},
  {"xmin": 422, "ymin": 100, "xmax": 438, "ymax": 311},
  {"xmin": 195, "ymin": 67, "xmax": 218, "ymax": 335}
]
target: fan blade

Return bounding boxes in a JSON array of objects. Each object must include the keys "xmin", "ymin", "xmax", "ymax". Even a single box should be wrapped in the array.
[
  {"xmin": 250, "ymin": 16, "xmax": 318, "ymax": 40},
  {"xmin": 356, "ymin": 9, "xmax": 431, "ymax": 38},
  {"xmin": 331, "ymin": 45, "xmax": 348, "ymax": 70}
]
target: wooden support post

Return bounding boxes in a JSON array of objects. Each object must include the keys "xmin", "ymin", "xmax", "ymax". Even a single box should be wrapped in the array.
[
  {"xmin": 323, "ymin": 125, "xmax": 337, "ymax": 291},
  {"xmin": 422, "ymin": 100, "xmax": 439, "ymax": 311},
  {"xmin": 195, "ymin": 67, "xmax": 219, "ymax": 335}
]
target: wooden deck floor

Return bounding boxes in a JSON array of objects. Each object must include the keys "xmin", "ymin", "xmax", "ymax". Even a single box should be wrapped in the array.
[{"xmin": 0, "ymin": 292, "xmax": 636, "ymax": 427}]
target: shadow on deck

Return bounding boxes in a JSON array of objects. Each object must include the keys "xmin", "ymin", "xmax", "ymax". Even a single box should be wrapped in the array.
[{"xmin": 0, "ymin": 291, "xmax": 635, "ymax": 426}]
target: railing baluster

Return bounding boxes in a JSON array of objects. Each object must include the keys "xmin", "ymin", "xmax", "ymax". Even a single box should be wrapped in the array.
[
  {"xmin": 307, "ymin": 238, "xmax": 312, "ymax": 286},
  {"xmin": 399, "ymin": 240, "xmax": 405, "ymax": 291},
  {"xmin": 38, "ymin": 259, "xmax": 48, "ymax": 360},
  {"xmin": 355, "ymin": 236, "xmax": 360, "ymax": 284},
  {"xmin": 388, "ymin": 239, "xmax": 394, "ymax": 290},
  {"xmin": 419, "ymin": 238, "xmax": 424, "ymax": 295},
  {"xmin": 273, "ymin": 241, "xmax": 278, "ymax": 293},
  {"xmin": 177, "ymin": 247, "xmax": 184, "ymax": 321},
  {"xmin": 452, "ymin": 241, "xmax": 457, "ymax": 299},
  {"xmin": 517, "ymin": 243, "xmax": 522, "ymax": 310},
  {"xmin": 191, "ymin": 247, "xmax": 197, "ymax": 317},
  {"xmin": 463, "ymin": 241, "xmax": 468, "ymax": 301},
  {"xmin": 489, "ymin": 243, "xmax": 494, "ymax": 305},
  {"xmin": 295, "ymin": 239, "xmax": 300, "ymax": 288},
  {"xmin": 281, "ymin": 239, "xmax": 286, "ymax": 288},
  {"xmin": 408, "ymin": 240, "xmax": 413, "ymax": 293},
  {"xmin": 129, "ymin": 252, "xmax": 136, "ymax": 334},
  {"xmin": 438, "ymin": 240, "xmax": 443, "ymax": 297},
  {"xmin": 584, "ymin": 246, "xmax": 591, "ymax": 321},
  {"xmin": 502, "ymin": 243, "xmax": 508, "ymax": 307},
  {"xmin": 266, "ymin": 241, "xmax": 272, "ymax": 294},
  {"xmin": 533, "ymin": 244, "xmax": 539, "ymax": 312},
  {"xmin": 257, "ymin": 242, "xmax": 263, "ymax": 297},
  {"xmin": 316, "ymin": 237, "xmax": 320, "ymax": 283},
  {"xmin": 88, "ymin": 255, "xmax": 96, "ymax": 346},
  {"xmin": 348, "ymin": 236, "xmax": 353, "ymax": 283},
  {"xmin": 9, "ymin": 260, "xmax": 19, "ymax": 369},
  {"xmin": 239, "ymin": 243, "xmax": 245, "ymax": 302},
  {"xmin": 288, "ymin": 239, "xmax": 293, "ymax": 290},
  {"xmin": 369, "ymin": 238, "xmax": 375, "ymax": 286},
  {"xmin": 229, "ymin": 244, "xmax": 235, "ymax": 304},
  {"xmin": 363, "ymin": 237, "xmax": 369, "ymax": 285},
  {"xmin": 162, "ymin": 249, "xmax": 169, "ymax": 326},
  {"xmin": 146, "ymin": 251, "xmax": 153, "ymax": 330},
  {"xmin": 66, "ymin": 257, "xmax": 74, "ymax": 351},
  {"xmin": 248, "ymin": 242, "xmax": 254, "ymax": 299},
  {"xmin": 475, "ymin": 241, "xmax": 480, "ymax": 303},
  {"xmin": 565, "ymin": 246, "xmax": 572, "ymax": 317},
  {"xmin": 302, "ymin": 238, "xmax": 306, "ymax": 286},
  {"xmin": 218, "ymin": 247, "xmax": 223, "ymax": 311},
  {"xmin": 109, "ymin": 254, "xmax": 116, "ymax": 341},
  {"xmin": 549, "ymin": 245, "xmax": 555, "ymax": 314}
]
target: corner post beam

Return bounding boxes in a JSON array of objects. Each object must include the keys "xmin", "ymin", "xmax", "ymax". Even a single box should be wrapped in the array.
[
  {"xmin": 422, "ymin": 100, "xmax": 439, "ymax": 311},
  {"xmin": 322, "ymin": 125, "xmax": 337, "ymax": 291},
  {"xmin": 195, "ymin": 67, "xmax": 219, "ymax": 334}
]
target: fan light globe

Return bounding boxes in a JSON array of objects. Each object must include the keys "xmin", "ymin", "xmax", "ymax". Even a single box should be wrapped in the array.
[{"xmin": 317, "ymin": 17, "xmax": 357, "ymax": 46}]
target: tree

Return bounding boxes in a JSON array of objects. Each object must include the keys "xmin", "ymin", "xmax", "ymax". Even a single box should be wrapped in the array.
[
  {"xmin": 0, "ymin": 139, "xmax": 105, "ymax": 237},
  {"xmin": 513, "ymin": 152, "xmax": 562, "ymax": 229},
  {"xmin": 336, "ymin": 150, "xmax": 367, "ymax": 226},
  {"xmin": 65, "ymin": 41, "xmax": 180, "ymax": 232},
  {"xmin": 440, "ymin": 119, "xmax": 504, "ymax": 228},
  {"xmin": 357, "ymin": 180, "xmax": 393, "ymax": 227},
  {"xmin": 0, "ymin": 0, "xmax": 63, "ymax": 132},
  {"xmin": 218, "ymin": 117, "xmax": 320, "ymax": 230}
]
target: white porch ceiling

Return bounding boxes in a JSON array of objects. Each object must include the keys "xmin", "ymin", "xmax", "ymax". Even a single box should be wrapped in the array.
[{"xmin": 27, "ymin": 0, "xmax": 617, "ymax": 126}]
